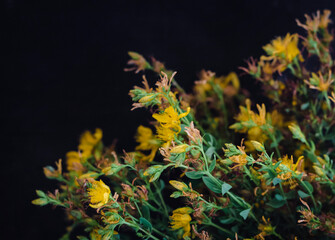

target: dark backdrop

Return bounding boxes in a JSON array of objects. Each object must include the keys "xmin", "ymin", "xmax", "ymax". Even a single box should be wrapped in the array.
[{"xmin": 4, "ymin": 0, "xmax": 335, "ymax": 239}]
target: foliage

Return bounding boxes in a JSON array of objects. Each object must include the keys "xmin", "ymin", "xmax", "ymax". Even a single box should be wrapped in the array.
[{"xmin": 33, "ymin": 10, "xmax": 335, "ymax": 240}]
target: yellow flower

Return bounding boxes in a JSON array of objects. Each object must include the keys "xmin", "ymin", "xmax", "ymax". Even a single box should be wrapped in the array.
[
  {"xmin": 155, "ymin": 126, "xmax": 177, "ymax": 143},
  {"xmin": 87, "ymin": 180, "xmax": 111, "ymax": 209},
  {"xmin": 234, "ymin": 98, "xmax": 253, "ymax": 125},
  {"xmin": 194, "ymin": 70, "xmax": 215, "ymax": 99},
  {"xmin": 304, "ymin": 70, "xmax": 334, "ymax": 92},
  {"xmin": 215, "ymin": 72, "xmax": 240, "ymax": 97},
  {"xmin": 230, "ymin": 99, "xmax": 269, "ymax": 151},
  {"xmin": 263, "ymin": 33, "xmax": 303, "ymax": 63},
  {"xmin": 255, "ymin": 216, "xmax": 275, "ymax": 239},
  {"xmin": 153, "ymin": 106, "xmax": 190, "ymax": 131},
  {"xmin": 135, "ymin": 125, "xmax": 159, "ymax": 162},
  {"xmin": 277, "ymin": 155, "xmax": 304, "ymax": 180},
  {"xmin": 90, "ymin": 227, "xmax": 118, "ymax": 240},
  {"xmin": 170, "ymin": 207, "xmax": 193, "ymax": 239},
  {"xmin": 135, "ymin": 126, "xmax": 157, "ymax": 150},
  {"xmin": 78, "ymin": 128, "xmax": 103, "ymax": 160},
  {"xmin": 153, "ymin": 106, "xmax": 190, "ymax": 143},
  {"xmin": 66, "ymin": 151, "xmax": 85, "ymax": 174},
  {"xmin": 229, "ymin": 145, "xmax": 248, "ymax": 169}
]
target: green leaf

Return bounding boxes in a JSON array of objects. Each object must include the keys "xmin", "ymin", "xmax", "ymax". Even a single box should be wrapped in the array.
[
  {"xmin": 170, "ymin": 191, "xmax": 183, "ymax": 198},
  {"xmin": 240, "ymin": 208, "xmax": 251, "ymax": 220},
  {"xmin": 70, "ymin": 210, "xmax": 82, "ymax": 219},
  {"xmin": 275, "ymin": 194, "xmax": 284, "ymax": 201},
  {"xmin": 288, "ymin": 124, "xmax": 307, "ymax": 144},
  {"xmin": 185, "ymin": 171, "xmax": 205, "ymax": 180},
  {"xmin": 203, "ymin": 133, "xmax": 217, "ymax": 147},
  {"xmin": 36, "ymin": 190, "xmax": 46, "ymax": 198},
  {"xmin": 141, "ymin": 205, "xmax": 150, "ymax": 221},
  {"xmin": 32, "ymin": 198, "xmax": 48, "ymax": 206},
  {"xmin": 150, "ymin": 171, "xmax": 162, "ymax": 182},
  {"xmin": 159, "ymin": 179, "xmax": 165, "ymax": 191},
  {"xmin": 266, "ymin": 198, "xmax": 285, "ymax": 208},
  {"xmin": 221, "ymin": 182, "xmax": 232, "ymax": 196},
  {"xmin": 139, "ymin": 217, "xmax": 152, "ymax": 232},
  {"xmin": 301, "ymin": 102, "xmax": 309, "ymax": 110},
  {"xmin": 220, "ymin": 218, "xmax": 235, "ymax": 224},
  {"xmin": 77, "ymin": 236, "xmax": 89, "ymax": 240},
  {"xmin": 205, "ymin": 146, "xmax": 216, "ymax": 159},
  {"xmin": 303, "ymin": 181, "xmax": 314, "ymax": 193},
  {"xmin": 202, "ymin": 176, "xmax": 222, "ymax": 193},
  {"xmin": 298, "ymin": 190, "xmax": 310, "ymax": 198},
  {"xmin": 208, "ymin": 157, "xmax": 217, "ymax": 173},
  {"xmin": 170, "ymin": 152, "xmax": 186, "ymax": 166},
  {"xmin": 285, "ymin": 190, "xmax": 297, "ymax": 200},
  {"xmin": 273, "ymin": 161, "xmax": 282, "ymax": 170},
  {"xmin": 273, "ymin": 177, "xmax": 282, "ymax": 186}
]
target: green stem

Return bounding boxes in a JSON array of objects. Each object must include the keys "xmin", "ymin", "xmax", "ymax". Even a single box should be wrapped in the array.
[
  {"xmin": 207, "ymin": 222, "xmax": 234, "ymax": 236},
  {"xmin": 134, "ymin": 201, "xmax": 143, "ymax": 218},
  {"xmin": 298, "ymin": 179, "xmax": 318, "ymax": 211},
  {"xmin": 273, "ymin": 231, "xmax": 285, "ymax": 240},
  {"xmin": 265, "ymin": 127, "xmax": 281, "ymax": 158},
  {"xmin": 279, "ymin": 183, "xmax": 295, "ymax": 223},
  {"xmin": 203, "ymin": 215, "xmax": 234, "ymax": 236},
  {"xmin": 323, "ymin": 91, "xmax": 331, "ymax": 111},
  {"xmin": 153, "ymin": 182, "xmax": 169, "ymax": 217},
  {"xmin": 125, "ymin": 216, "xmax": 171, "ymax": 240}
]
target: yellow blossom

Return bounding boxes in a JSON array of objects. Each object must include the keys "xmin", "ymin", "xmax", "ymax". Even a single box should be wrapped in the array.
[
  {"xmin": 135, "ymin": 125, "xmax": 159, "ymax": 162},
  {"xmin": 229, "ymin": 145, "xmax": 248, "ymax": 169},
  {"xmin": 194, "ymin": 70, "xmax": 215, "ymax": 99},
  {"xmin": 87, "ymin": 180, "xmax": 111, "ymax": 209},
  {"xmin": 277, "ymin": 155, "xmax": 304, "ymax": 180},
  {"xmin": 156, "ymin": 126, "xmax": 177, "ymax": 143},
  {"xmin": 230, "ymin": 99, "xmax": 269, "ymax": 151},
  {"xmin": 262, "ymin": 33, "xmax": 303, "ymax": 63},
  {"xmin": 135, "ymin": 126, "xmax": 158, "ymax": 150},
  {"xmin": 304, "ymin": 70, "xmax": 334, "ymax": 92},
  {"xmin": 153, "ymin": 106, "xmax": 190, "ymax": 131},
  {"xmin": 215, "ymin": 72, "xmax": 240, "ymax": 97},
  {"xmin": 66, "ymin": 151, "xmax": 85, "ymax": 174},
  {"xmin": 170, "ymin": 207, "xmax": 193, "ymax": 239},
  {"xmin": 232, "ymin": 99, "xmax": 267, "ymax": 129},
  {"xmin": 90, "ymin": 227, "xmax": 118, "ymax": 240},
  {"xmin": 78, "ymin": 128, "xmax": 103, "ymax": 160},
  {"xmin": 255, "ymin": 216, "xmax": 275, "ymax": 239},
  {"xmin": 153, "ymin": 106, "xmax": 190, "ymax": 143}
]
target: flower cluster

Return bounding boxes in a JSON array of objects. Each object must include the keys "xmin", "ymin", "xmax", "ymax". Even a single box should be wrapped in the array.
[{"xmin": 33, "ymin": 10, "xmax": 335, "ymax": 240}]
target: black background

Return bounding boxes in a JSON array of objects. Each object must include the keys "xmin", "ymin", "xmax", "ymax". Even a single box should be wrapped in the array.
[{"xmin": 4, "ymin": 0, "xmax": 335, "ymax": 239}]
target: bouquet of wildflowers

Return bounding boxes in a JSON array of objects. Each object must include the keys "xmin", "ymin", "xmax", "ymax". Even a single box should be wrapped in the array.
[{"xmin": 33, "ymin": 10, "xmax": 335, "ymax": 240}]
